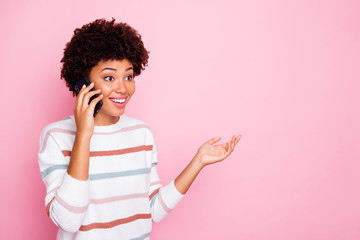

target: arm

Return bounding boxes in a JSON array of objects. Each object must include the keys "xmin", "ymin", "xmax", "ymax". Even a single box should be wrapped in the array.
[
  {"xmin": 174, "ymin": 135, "xmax": 241, "ymax": 194},
  {"xmin": 67, "ymin": 83, "xmax": 102, "ymax": 180},
  {"xmin": 148, "ymin": 135, "xmax": 241, "ymax": 222},
  {"xmin": 38, "ymin": 84, "xmax": 102, "ymax": 232},
  {"xmin": 38, "ymin": 132, "xmax": 91, "ymax": 233}
]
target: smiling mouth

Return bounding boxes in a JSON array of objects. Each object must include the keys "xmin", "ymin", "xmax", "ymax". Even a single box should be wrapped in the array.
[{"xmin": 110, "ymin": 98, "xmax": 126, "ymax": 103}]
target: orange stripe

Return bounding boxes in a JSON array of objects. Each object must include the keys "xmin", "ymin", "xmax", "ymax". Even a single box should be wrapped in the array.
[
  {"xmin": 62, "ymin": 150, "xmax": 71, "ymax": 157},
  {"xmin": 149, "ymin": 188, "xmax": 160, "ymax": 200},
  {"xmin": 46, "ymin": 198, "xmax": 54, "ymax": 217},
  {"xmin": 79, "ymin": 213, "xmax": 151, "ymax": 231},
  {"xmin": 62, "ymin": 145, "xmax": 153, "ymax": 157},
  {"xmin": 40, "ymin": 124, "xmax": 149, "ymax": 154}
]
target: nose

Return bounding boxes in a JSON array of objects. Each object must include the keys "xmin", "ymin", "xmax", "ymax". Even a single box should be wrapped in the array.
[{"xmin": 115, "ymin": 79, "xmax": 127, "ymax": 94}]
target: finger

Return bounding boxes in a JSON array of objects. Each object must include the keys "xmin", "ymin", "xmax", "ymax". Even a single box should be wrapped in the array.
[
  {"xmin": 206, "ymin": 137, "xmax": 221, "ymax": 145},
  {"xmin": 82, "ymin": 89, "xmax": 102, "ymax": 109},
  {"xmin": 224, "ymin": 141, "xmax": 232, "ymax": 157},
  {"xmin": 87, "ymin": 94, "xmax": 103, "ymax": 114},
  {"xmin": 76, "ymin": 83, "xmax": 94, "ymax": 108},
  {"xmin": 229, "ymin": 135, "xmax": 242, "ymax": 153},
  {"xmin": 235, "ymin": 135, "xmax": 242, "ymax": 145},
  {"xmin": 225, "ymin": 141, "xmax": 231, "ymax": 152},
  {"xmin": 74, "ymin": 84, "xmax": 86, "ymax": 109},
  {"xmin": 79, "ymin": 82, "xmax": 95, "ymax": 96},
  {"xmin": 230, "ymin": 135, "xmax": 235, "ymax": 151}
]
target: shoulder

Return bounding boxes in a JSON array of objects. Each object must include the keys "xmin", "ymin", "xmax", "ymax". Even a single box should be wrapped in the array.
[{"xmin": 39, "ymin": 116, "xmax": 76, "ymax": 141}]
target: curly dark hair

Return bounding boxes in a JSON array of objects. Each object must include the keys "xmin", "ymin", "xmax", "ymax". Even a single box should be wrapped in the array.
[{"xmin": 60, "ymin": 18, "xmax": 149, "ymax": 95}]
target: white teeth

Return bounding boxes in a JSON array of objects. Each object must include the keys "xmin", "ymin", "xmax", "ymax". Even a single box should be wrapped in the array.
[{"xmin": 111, "ymin": 98, "xmax": 126, "ymax": 103}]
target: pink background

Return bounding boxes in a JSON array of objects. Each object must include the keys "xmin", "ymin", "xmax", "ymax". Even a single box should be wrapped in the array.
[{"xmin": 1, "ymin": 0, "xmax": 359, "ymax": 239}]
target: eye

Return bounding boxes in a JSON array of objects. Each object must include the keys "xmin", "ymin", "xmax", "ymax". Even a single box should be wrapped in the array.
[
  {"xmin": 104, "ymin": 76, "xmax": 114, "ymax": 81},
  {"xmin": 125, "ymin": 75, "xmax": 133, "ymax": 81}
]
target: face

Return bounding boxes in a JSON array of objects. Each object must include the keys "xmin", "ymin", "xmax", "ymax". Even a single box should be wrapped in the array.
[{"xmin": 89, "ymin": 59, "xmax": 135, "ymax": 125}]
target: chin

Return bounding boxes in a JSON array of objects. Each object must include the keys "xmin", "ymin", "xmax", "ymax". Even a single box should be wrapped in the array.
[{"xmin": 111, "ymin": 110, "xmax": 126, "ymax": 117}]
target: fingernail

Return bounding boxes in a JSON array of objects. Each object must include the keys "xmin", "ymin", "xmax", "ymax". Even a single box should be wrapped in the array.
[
  {"xmin": 82, "ymin": 84, "xmax": 86, "ymax": 89},
  {"xmin": 90, "ymin": 82, "xmax": 94, "ymax": 85}
]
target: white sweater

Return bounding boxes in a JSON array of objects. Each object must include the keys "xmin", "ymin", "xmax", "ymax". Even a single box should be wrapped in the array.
[{"xmin": 38, "ymin": 115, "xmax": 184, "ymax": 240}]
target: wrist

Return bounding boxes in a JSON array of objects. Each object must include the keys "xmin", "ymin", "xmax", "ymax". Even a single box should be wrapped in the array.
[
  {"xmin": 192, "ymin": 153, "xmax": 206, "ymax": 170},
  {"xmin": 75, "ymin": 130, "xmax": 92, "ymax": 142}
]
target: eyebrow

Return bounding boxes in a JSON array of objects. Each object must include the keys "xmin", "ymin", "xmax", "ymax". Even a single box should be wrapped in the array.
[{"xmin": 101, "ymin": 67, "xmax": 134, "ymax": 72}]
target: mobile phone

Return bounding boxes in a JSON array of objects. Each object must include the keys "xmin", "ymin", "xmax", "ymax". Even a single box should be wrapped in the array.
[{"xmin": 74, "ymin": 77, "xmax": 103, "ymax": 117}]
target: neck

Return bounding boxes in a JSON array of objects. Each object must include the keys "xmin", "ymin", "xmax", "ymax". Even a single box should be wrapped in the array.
[{"xmin": 94, "ymin": 114, "xmax": 120, "ymax": 126}]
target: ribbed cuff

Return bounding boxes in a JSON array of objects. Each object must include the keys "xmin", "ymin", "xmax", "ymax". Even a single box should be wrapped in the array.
[
  {"xmin": 57, "ymin": 172, "xmax": 90, "ymax": 207},
  {"xmin": 160, "ymin": 179, "xmax": 184, "ymax": 210}
]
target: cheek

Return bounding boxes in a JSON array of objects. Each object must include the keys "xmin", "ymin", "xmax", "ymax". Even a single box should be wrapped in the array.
[
  {"xmin": 99, "ymin": 84, "xmax": 112, "ymax": 96},
  {"xmin": 128, "ymin": 83, "xmax": 136, "ymax": 95}
]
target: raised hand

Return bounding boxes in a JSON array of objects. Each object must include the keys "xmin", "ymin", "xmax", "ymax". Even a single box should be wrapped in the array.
[
  {"xmin": 68, "ymin": 83, "xmax": 103, "ymax": 180},
  {"xmin": 73, "ymin": 83, "xmax": 103, "ymax": 138},
  {"xmin": 174, "ymin": 134, "xmax": 242, "ymax": 194},
  {"xmin": 196, "ymin": 135, "xmax": 242, "ymax": 167}
]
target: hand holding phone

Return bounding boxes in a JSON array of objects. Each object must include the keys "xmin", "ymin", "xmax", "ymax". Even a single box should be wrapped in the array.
[{"xmin": 74, "ymin": 77, "xmax": 103, "ymax": 117}]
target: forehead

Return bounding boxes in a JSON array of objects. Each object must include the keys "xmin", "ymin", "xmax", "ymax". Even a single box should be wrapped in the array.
[{"xmin": 94, "ymin": 59, "xmax": 133, "ymax": 71}]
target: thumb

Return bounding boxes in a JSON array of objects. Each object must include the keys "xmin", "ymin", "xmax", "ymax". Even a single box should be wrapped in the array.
[{"xmin": 206, "ymin": 136, "xmax": 221, "ymax": 145}]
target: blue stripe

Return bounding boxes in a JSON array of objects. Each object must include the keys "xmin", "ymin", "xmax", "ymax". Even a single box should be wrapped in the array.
[
  {"xmin": 90, "ymin": 168, "xmax": 151, "ymax": 181},
  {"xmin": 41, "ymin": 162, "xmax": 156, "ymax": 180},
  {"xmin": 130, "ymin": 232, "xmax": 151, "ymax": 240},
  {"xmin": 150, "ymin": 193, "xmax": 159, "ymax": 208},
  {"xmin": 41, "ymin": 164, "xmax": 68, "ymax": 178}
]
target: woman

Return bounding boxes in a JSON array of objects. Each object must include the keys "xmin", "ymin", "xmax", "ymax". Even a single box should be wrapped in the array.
[{"xmin": 38, "ymin": 18, "xmax": 241, "ymax": 240}]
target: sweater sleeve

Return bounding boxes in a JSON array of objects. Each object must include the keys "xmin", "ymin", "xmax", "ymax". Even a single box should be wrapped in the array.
[
  {"xmin": 148, "ymin": 143, "xmax": 184, "ymax": 222},
  {"xmin": 38, "ymin": 127, "xmax": 89, "ymax": 233}
]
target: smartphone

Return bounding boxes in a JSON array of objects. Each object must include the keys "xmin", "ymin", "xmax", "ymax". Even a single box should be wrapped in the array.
[{"xmin": 74, "ymin": 77, "xmax": 103, "ymax": 117}]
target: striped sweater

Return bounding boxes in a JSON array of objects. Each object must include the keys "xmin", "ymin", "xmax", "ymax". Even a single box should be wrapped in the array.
[{"xmin": 38, "ymin": 115, "xmax": 184, "ymax": 240}]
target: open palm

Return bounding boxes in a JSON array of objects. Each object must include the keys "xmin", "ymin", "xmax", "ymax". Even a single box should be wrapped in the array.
[{"xmin": 197, "ymin": 135, "xmax": 241, "ymax": 166}]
